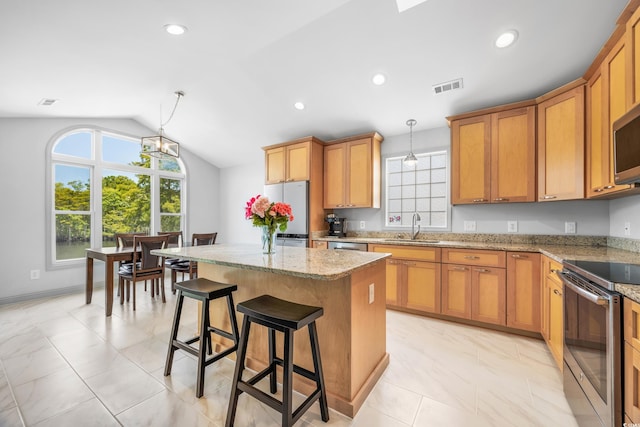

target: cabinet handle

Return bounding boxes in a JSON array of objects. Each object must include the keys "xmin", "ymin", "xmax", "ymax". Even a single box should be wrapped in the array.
[
  {"xmin": 493, "ymin": 198, "xmax": 509, "ymax": 202},
  {"xmin": 604, "ymin": 185, "xmax": 615, "ymax": 190},
  {"xmin": 542, "ymin": 195, "xmax": 557, "ymax": 200},
  {"xmin": 453, "ymin": 267, "xmax": 467, "ymax": 271},
  {"xmin": 511, "ymin": 254, "xmax": 528, "ymax": 259},
  {"xmin": 475, "ymin": 268, "xmax": 490, "ymax": 273},
  {"xmin": 472, "ymin": 198, "xmax": 487, "ymax": 203},
  {"xmin": 553, "ymin": 289, "xmax": 562, "ymax": 296},
  {"xmin": 594, "ymin": 187, "xmax": 604, "ymax": 192},
  {"xmin": 550, "ymin": 268, "xmax": 560, "ymax": 273},
  {"xmin": 404, "ymin": 262, "xmax": 417, "ymax": 266},
  {"xmin": 336, "ymin": 204, "xmax": 344, "ymax": 207},
  {"xmin": 464, "ymin": 255, "xmax": 479, "ymax": 260}
]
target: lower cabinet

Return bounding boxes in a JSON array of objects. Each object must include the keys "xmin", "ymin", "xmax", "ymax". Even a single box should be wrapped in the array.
[
  {"xmin": 541, "ymin": 255, "xmax": 563, "ymax": 369},
  {"xmin": 506, "ymin": 252, "xmax": 541, "ymax": 332},
  {"xmin": 624, "ymin": 297, "xmax": 640, "ymax": 422}
]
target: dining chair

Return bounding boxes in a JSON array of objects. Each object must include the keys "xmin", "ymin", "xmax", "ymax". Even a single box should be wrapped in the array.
[
  {"xmin": 169, "ymin": 232, "xmax": 217, "ymax": 293},
  {"xmin": 118, "ymin": 235, "xmax": 169, "ymax": 310}
]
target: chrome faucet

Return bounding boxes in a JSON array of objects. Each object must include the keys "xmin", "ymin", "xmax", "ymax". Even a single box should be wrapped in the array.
[{"xmin": 411, "ymin": 212, "xmax": 421, "ymax": 240}]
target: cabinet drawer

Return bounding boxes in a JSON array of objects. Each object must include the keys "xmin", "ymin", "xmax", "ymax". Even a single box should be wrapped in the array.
[
  {"xmin": 370, "ymin": 244, "xmax": 440, "ymax": 262},
  {"xmin": 542, "ymin": 256, "xmax": 563, "ymax": 282},
  {"xmin": 625, "ymin": 298, "xmax": 640, "ymax": 350},
  {"xmin": 442, "ymin": 248, "xmax": 505, "ymax": 267},
  {"xmin": 626, "ymin": 341, "xmax": 640, "ymax": 423}
]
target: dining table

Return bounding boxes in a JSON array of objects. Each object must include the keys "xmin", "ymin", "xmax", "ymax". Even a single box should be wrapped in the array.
[{"xmin": 85, "ymin": 246, "xmax": 138, "ymax": 316}]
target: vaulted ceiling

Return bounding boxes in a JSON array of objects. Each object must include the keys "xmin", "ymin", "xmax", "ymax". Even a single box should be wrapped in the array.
[{"xmin": 0, "ymin": 0, "xmax": 629, "ymax": 167}]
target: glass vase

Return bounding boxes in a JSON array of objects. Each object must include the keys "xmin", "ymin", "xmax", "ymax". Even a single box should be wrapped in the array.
[{"xmin": 261, "ymin": 226, "xmax": 276, "ymax": 254}]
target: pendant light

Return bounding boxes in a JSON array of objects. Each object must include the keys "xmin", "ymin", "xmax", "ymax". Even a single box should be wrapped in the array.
[
  {"xmin": 141, "ymin": 91, "xmax": 184, "ymax": 158},
  {"xmin": 404, "ymin": 119, "xmax": 418, "ymax": 167}
]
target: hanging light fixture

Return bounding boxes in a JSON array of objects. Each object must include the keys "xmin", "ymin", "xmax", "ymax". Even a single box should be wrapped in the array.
[
  {"xmin": 404, "ymin": 119, "xmax": 418, "ymax": 167},
  {"xmin": 141, "ymin": 91, "xmax": 184, "ymax": 158}
]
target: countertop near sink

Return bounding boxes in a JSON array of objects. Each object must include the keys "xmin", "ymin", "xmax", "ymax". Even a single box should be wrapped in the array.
[{"xmin": 313, "ymin": 233, "xmax": 640, "ymax": 303}]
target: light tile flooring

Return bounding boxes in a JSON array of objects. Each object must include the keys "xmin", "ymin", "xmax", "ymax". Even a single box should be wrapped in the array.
[{"xmin": 0, "ymin": 286, "xmax": 578, "ymax": 426}]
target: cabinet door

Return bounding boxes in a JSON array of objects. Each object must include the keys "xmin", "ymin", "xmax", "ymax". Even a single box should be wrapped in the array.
[
  {"xmin": 629, "ymin": 7, "xmax": 640, "ymax": 105},
  {"xmin": 506, "ymin": 252, "xmax": 541, "ymax": 332},
  {"xmin": 471, "ymin": 267, "xmax": 506, "ymax": 326},
  {"xmin": 285, "ymin": 142, "xmax": 310, "ymax": 182},
  {"xmin": 537, "ymin": 85, "xmax": 585, "ymax": 201},
  {"xmin": 441, "ymin": 264, "xmax": 472, "ymax": 319},
  {"xmin": 346, "ymin": 139, "xmax": 372, "ymax": 207},
  {"xmin": 323, "ymin": 143, "xmax": 346, "ymax": 208},
  {"xmin": 624, "ymin": 298, "xmax": 640, "ymax": 350},
  {"xmin": 404, "ymin": 261, "xmax": 441, "ymax": 314},
  {"xmin": 625, "ymin": 342, "xmax": 640, "ymax": 423},
  {"xmin": 548, "ymin": 279, "xmax": 564, "ymax": 370},
  {"xmin": 587, "ymin": 70, "xmax": 610, "ymax": 197},
  {"xmin": 451, "ymin": 115, "xmax": 491, "ymax": 204},
  {"xmin": 385, "ymin": 259, "xmax": 401, "ymax": 306},
  {"xmin": 491, "ymin": 107, "xmax": 536, "ymax": 203},
  {"xmin": 265, "ymin": 147, "xmax": 285, "ymax": 184}
]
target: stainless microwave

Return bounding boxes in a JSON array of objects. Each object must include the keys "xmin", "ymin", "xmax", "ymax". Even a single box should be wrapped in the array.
[{"xmin": 613, "ymin": 102, "xmax": 640, "ymax": 184}]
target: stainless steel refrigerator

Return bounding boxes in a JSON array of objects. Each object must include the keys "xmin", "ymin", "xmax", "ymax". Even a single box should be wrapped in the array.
[{"xmin": 263, "ymin": 181, "xmax": 308, "ymax": 247}]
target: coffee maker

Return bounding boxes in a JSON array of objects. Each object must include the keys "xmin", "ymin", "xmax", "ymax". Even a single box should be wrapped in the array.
[{"xmin": 326, "ymin": 214, "xmax": 347, "ymax": 237}]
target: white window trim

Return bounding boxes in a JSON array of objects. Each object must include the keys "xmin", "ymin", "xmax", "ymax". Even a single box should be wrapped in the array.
[{"xmin": 46, "ymin": 125, "xmax": 187, "ymax": 270}]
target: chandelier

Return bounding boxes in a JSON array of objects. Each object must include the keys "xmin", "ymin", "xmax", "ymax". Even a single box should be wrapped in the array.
[{"xmin": 141, "ymin": 91, "xmax": 184, "ymax": 158}]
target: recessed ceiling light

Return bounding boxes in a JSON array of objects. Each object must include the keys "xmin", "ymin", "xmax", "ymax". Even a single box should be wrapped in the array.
[
  {"xmin": 164, "ymin": 24, "xmax": 187, "ymax": 35},
  {"xmin": 495, "ymin": 30, "xmax": 518, "ymax": 48},
  {"xmin": 372, "ymin": 73, "xmax": 386, "ymax": 85},
  {"xmin": 294, "ymin": 102, "xmax": 305, "ymax": 110}
]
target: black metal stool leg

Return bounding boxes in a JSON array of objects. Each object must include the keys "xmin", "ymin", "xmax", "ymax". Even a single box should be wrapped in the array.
[
  {"xmin": 269, "ymin": 328, "xmax": 277, "ymax": 394},
  {"xmin": 204, "ymin": 301, "xmax": 213, "ymax": 356},
  {"xmin": 164, "ymin": 291, "xmax": 184, "ymax": 376},
  {"xmin": 309, "ymin": 321, "xmax": 329, "ymax": 421},
  {"xmin": 226, "ymin": 317, "xmax": 251, "ymax": 427},
  {"xmin": 196, "ymin": 298, "xmax": 210, "ymax": 398},
  {"xmin": 282, "ymin": 329, "xmax": 294, "ymax": 427},
  {"xmin": 226, "ymin": 293, "xmax": 240, "ymax": 347}
]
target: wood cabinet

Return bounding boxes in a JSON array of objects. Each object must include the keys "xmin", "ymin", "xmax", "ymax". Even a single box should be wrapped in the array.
[
  {"xmin": 506, "ymin": 252, "xmax": 541, "ymax": 332},
  {"xmin": 625, "ymin": 298, "xmax": 640, "ymax": 422},
  {"xmin": 537, "ymin": 85, "xmax": 585, "ymax": 201},
  {"xmin": 324, "ymin": 132, "xmax": 383, "ymax": 209},
  {"xmin": 541, "ymin": 255, "xmax": 563, "ymax": 369},
  {"xmin": 441, "ymin": 248, "xmax": 506, "ymax": 326},
  {"xmin": 265, "ymin": 141, "xmax": 310, "ymax": 183},
  {"xmin": 312, "ymin": 240, "xmax": 328, "ymax": 249},
  {"xmin": 450, "ymin": 105, "xmax": 536, "ymax": 205},
  {"xmin": 369, "ymin": 244, "xmax": 441, "ymax": 313}
]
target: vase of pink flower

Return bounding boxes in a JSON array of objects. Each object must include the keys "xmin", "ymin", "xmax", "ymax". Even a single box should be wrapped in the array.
[{"xmin": 245, "ymin": 195, "xmax": 294, "ymax": 254}]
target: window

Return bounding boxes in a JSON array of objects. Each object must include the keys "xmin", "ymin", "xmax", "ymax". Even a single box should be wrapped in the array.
[
  {"xmin": 48, "ymin": 128, "xmax": 186, "ymax": 267},
  {"xmin": 385, "ymin": 151, "xmax": 448, "ymax": 229}
]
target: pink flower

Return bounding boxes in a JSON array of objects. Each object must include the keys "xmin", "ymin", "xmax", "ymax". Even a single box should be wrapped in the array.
[{"xmin": 251, "ymin": 196, "xmax": 271, "ymax": 218}]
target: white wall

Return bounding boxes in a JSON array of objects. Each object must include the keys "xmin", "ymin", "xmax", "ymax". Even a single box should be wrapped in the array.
[
  {"xmin": 0, "ymin": 118, "xmax": 221, "ymax": 302},
  {"xmin": 610, "ymin": 194, "xmax": 640, "ymax": 238}
]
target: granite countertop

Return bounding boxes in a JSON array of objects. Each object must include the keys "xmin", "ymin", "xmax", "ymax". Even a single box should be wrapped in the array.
[{"xmin": 153, "ymin": 243, "xmax": 389, "ymax": 281}]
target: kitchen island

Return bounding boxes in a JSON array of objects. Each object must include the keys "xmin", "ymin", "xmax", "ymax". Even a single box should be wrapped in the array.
[{"xmin": 153, "ymin": 243, "xmax": 390, "ymax": 417}]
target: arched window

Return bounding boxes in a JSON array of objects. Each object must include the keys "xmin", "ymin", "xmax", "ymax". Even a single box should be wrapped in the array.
[{"xmin": 47, "ymin": 127, "xmax": 186, "ymax": 268}]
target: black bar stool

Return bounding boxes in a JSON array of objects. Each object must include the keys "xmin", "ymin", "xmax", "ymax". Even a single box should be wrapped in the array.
[
  {"xmin": 225, "ymin": 294, "xmax": 329, "ymax": 427},
  {"xmin": 164, "ymin": 278, "xmax": 240, "ymax": 398}
]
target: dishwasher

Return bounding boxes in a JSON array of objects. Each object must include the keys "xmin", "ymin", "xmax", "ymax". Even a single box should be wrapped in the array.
[{"xmin": 327, "ymin": 241, "xmax": 368, "ymax": 251}]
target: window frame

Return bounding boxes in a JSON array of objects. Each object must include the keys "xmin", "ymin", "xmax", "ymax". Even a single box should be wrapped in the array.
[
  {"xmin": 383, "ymin": 149, "xmax": 451, "ymax": 232},
  {"xmin": 46, "ymin": 126, "xmax": 187, "ymax": 270}
]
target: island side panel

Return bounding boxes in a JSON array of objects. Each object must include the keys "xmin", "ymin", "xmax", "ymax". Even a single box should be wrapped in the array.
[{"xmin": 197, "ymin": 262, "xmax": 353, "ymax": 402}]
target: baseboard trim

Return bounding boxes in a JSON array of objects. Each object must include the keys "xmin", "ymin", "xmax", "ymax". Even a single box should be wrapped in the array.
[{"xmin": 0, "ymin": 282, "xmax": 104, "ymax": 306}]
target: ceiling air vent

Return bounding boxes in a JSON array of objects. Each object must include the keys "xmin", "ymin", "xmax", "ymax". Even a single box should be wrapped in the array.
[
  {"xmin": 38, "ymin": 98, "xmax": 58, "ymax": 106},
  {"xmin": 432, "ymin": 78, "xmax": 463, "ymax": 95}
]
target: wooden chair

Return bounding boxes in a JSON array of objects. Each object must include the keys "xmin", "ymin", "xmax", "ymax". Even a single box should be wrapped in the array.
[
  {"xmin": 114, "ymin": 232, "xmax": 147, "ymax": 249},
  {"xmin": 169, "ymin": 232, "xmax": 217, "ymax": 293},
  {"xmin": 158, "ymin": 231, "xmax": 183, "ymax": 248},
  {"xmin": 118, "ymin": 235, "xmax": 169, "ymax": 310}
]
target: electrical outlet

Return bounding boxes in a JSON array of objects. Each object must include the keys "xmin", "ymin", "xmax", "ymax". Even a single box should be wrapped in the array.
[
  {"xmin": 368, "ymin": 283, "xmax": 375, "ymax": 304},
  {"xmin": 507, "ymin": 221, "xmax": 518, "ymax": 233},
  {"xmin": 30, "ymin": 269, "xmax": 40, "ymax": 280},
  {"xmin": 463, "ymin": 221, "xmax": 476, "ymax": 232},
  {"xmin": 565, "ymin": 221, "xmax": 576, "ymax": 234},
  {"xmin": 360, "ymin": 221, "xmax": 366, "ymax": 230},
  {"xmin": 625, "ymin": 222, "xmax": 631, "ymax": 236}
]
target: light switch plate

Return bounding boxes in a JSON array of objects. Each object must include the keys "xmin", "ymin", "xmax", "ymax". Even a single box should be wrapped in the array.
[
  {"xmin": 360, "ymin": 221, "xmax": 366, "ymax": 229},
  {"xmin": 565, "ymin": 221, "xmax": 576, "ymax": 234},
  {"xmin": 507, "ymin": 221, "xmax": 518, "ymax": 233},
  {"xmin": 463, "ymin": 221, "xmax": 476, "ymax": 232}
]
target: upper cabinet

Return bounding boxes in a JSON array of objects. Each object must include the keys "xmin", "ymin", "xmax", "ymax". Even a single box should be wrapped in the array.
[
  {"xmin": 537, "ymin": 84, "xmax": 585, "ymax": 201},
  {"xmin": 450, "ymin": 104, "xmax": 536, "ymax": 205},
  {"xmin": 324, "ymin": 132, "xmax": 383, "ymax": 209},
  {"xmin": 265, "ymin": 140, "xmax": 311, "ymax": 184}
]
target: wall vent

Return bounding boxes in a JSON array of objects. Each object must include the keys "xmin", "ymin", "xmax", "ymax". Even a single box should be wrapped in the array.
[
  {"xmin": 432, "ymin": 78, "xmax": 463, "ymax": 95},
  {"xmin": 38, "ymin": 98, "xmax": 58, "ymax": 106}
]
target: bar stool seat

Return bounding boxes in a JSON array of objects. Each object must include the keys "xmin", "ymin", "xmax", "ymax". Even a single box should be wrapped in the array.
[
  {"xmin": 164, "ymin": 278, "xmax": 240, "ymax": 398},
  {"xmin": 225, "ymin": 295, "xmax": 329, "ymax": 427}
]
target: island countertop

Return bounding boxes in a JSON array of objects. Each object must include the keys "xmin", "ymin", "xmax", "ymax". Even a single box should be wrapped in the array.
[{"xmin": 153, "ymin": 243, "xmax": 390, "ymax": 281}]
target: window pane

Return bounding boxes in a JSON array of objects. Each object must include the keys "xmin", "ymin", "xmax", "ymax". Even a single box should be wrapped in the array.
[
  {"xmin": 54, "ymin": 132, "xmax": 92, "ymax": 159},
  {"xmin": 102, "ymin": 134, "xmax": 150, "ymax": 168},
  {"xmin": 159, "ymin": 157, "xmax": 181, "ymax": 172},
  {"xmin": 160, "ymin": 178, "xmax": 181, "ymax": 213},
  {"xmin": 55, "ymin": 214, "xmax": 90, "ymax": 260},
  {"xmin": 161, "ymin": 215, "xmax": 181, "ymax": 232},
  {"xmin": 55, "ymin": 164, "xmax": 90, "ymax": 211},
  {"xmin": 102, "ymin": 169, "xmax": 150, "ymax": 239}
]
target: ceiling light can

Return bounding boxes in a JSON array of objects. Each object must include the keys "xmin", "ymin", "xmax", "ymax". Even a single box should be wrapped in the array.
[
  {"xmin": 372, "ymin": 73, "xmax": 386, "ymax": 85},
  {"xmin": 164, "ymin": 24, "xmax": 187, "ymax": 35},
  {"xmin": 495, "ymin": 30, "xmax": 518, "ymax": 48},
  {"xmin": 294, "ymin": 102, "xmax": 305, "ymax": 110}
]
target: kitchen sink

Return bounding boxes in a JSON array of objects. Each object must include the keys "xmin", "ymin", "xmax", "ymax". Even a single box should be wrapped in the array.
[{"xmin": 383, "ymin": 239, "xmax": 440, "ymax": 243}]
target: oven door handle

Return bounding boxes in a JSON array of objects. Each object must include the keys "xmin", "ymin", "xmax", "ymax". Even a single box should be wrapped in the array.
[{"xmin": 557, "ymin": 271, "xmax": 609, "ymax": 306}]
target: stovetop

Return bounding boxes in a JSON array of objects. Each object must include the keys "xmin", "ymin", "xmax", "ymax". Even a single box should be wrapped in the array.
[{"xmin": 564, "ymin": 259, "xmax": 640, "ymax": 287}]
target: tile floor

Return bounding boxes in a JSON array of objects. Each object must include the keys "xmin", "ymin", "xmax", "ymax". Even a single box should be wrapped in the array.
[{"xmin": 0, "ymin": 286, "xmax": 578, "ymax": 426}]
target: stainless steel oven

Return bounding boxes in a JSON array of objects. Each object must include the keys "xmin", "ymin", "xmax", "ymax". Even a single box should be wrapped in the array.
[{"xmin": 558, "ymin": 260, "xmax": 623, "ymax": 427}]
